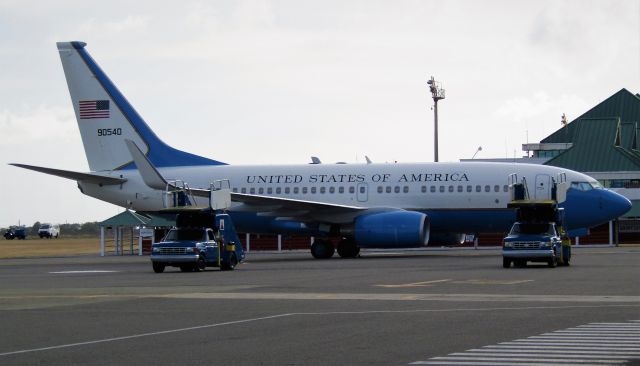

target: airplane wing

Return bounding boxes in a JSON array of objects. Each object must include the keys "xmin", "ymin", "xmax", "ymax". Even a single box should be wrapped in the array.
[{"xmin": 10, "ymin": 163, "xmax": 127, "ymax": 185}]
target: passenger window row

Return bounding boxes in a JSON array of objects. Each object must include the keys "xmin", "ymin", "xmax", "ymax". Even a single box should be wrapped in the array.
[
  {"xmin": 231, "ymin": 184, "xmax": 509, "ymax": 195},
  {"xmin": 233, "ymin": 186, "xmax": 356, "ymax": 195}
]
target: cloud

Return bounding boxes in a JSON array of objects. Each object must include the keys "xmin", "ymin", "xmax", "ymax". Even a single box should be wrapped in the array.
[
  {"xmin": 78, "ymin": 15, "xmax": 151, "ymax": 34},
  {"xmin": 0, "ymin": 104, "xmax": 77, "ymax": 144}
]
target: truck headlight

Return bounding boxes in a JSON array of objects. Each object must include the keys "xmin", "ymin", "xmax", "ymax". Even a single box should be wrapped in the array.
[
  {"xmin": 503, "ymin": 242, "xmax": 512, "ymax": 248},
  {"xmin": 152, "ymin": 247, "xmax": 159, "ymax": 253},
  {"xmin": 540, "ymin": 241, "xmax": 551, "ymax": 248},
  {"xmin": 185, "ymin": 247, "xmax": 200, "ymax": 254}
]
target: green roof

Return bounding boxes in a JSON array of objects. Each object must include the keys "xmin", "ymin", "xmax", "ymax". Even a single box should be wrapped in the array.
[
  {"xmin": 542, "ymin": 89, "xmax": 640, "ymax": 172},
  {"xmin": 100, "ymin": 210, "xmax": 175, "ymax": 227},
  {"xmin": 543, "ymin": 89, "xmax": 640, "ymax": 144}
]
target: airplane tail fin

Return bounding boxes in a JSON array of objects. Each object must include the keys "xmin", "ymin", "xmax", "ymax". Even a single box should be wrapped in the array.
[{"xmin": 56, "ymin": 41, "xmax": 225, "ymax": 172}]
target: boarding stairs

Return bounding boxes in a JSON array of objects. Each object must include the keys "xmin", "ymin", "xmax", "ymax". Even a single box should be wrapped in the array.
[
  {"xmin": 507, "ymin": 173, "xmax": 568, "ymax": 224},
  {"xmin": 163, "ymin": 179, "xmax": 232, "ymax": 211}
]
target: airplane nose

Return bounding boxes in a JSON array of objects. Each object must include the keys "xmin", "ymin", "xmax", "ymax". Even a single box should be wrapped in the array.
[{"xmin": 604, "ymin": 190, "xmax": 632, "ymax": 218}]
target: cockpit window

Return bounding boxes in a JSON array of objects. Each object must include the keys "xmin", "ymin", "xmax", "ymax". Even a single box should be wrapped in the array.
[
  {"xmin": 589, "ymin": 181, "xmax": 603, "ymax": 189},
  {"xmin": 570, "ymin": 182, "xmax": 594, "ymax": 191}
]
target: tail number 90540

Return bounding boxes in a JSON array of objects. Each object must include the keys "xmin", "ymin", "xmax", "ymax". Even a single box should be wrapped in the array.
[{"xmin": 97, "ymin": 128, "xmax": 122, "ymax": 136}]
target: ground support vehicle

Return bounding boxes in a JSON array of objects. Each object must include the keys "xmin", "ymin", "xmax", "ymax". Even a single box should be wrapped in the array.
[
  {"xmin": 38, "ymin": 224, "xmax": 60, "ymax": 238},
  {"xmin": 502, "ymin": 219, "xmax": 564, "ymax": 268},
  {"xmin": 150, "ymin": 179, "xmax": 244, "ymax": 273},
  {"xmin": 4, "ymin": 227, "xmax": 26, "ymax": 240},
  {"xmin": 502, "ymin": 174, "xmax": 571, "ymax": 268},
  {"xmin": 150, "ymin": 211, "xmax": 244, "ymax": 273}
]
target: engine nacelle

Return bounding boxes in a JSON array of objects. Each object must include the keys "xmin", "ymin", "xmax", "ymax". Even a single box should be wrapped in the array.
[
  {"xmin": 354, "ymin": 211, "xmax": 429, "ymax": 248},
  {"xmin": 428, "ymin": 232, "xmax": 467, "ymax": 246}
]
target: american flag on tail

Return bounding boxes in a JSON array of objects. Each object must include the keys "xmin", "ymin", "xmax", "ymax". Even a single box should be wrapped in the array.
[{"xmin": 79, "ymin": 100, "xmax": 110, "ymax": 119}]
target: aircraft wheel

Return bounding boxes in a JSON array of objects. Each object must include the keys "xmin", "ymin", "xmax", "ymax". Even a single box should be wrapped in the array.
[
  {"xmin": 502, "ymin": 258, "xmax": 511, "ymax": 268},
  {"xmin": 152, "ymin": 262, "xmax": 165, "ymax": 273},
  {"xmin": 337, "ymin": 238, "xmax": 359, "ymax": 258},
  {"xmin": 311, "ymin": 240, "xmax": 335, "ymax": 259}
]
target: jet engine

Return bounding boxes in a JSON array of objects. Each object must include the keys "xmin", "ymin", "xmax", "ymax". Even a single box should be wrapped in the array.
[
  {"xmin": 427, "ymin": 232, "xmax": 467, "ymax": 246},
  {"xmin": 353, "ymin": 211, "xmax": 429, "ymax": 248}
]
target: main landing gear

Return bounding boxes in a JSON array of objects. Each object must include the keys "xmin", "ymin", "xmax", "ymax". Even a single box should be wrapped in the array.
[
  {"xmin": 337, "ymin": 238, "xmax": 360, "ymax": 258},
  {"xmin": 311, "ymin": 239, "xmax": 334, "ymax": 259},
  {"xmin": 311, "ymin": 238, "xmax": 360, "ymax": 259}
]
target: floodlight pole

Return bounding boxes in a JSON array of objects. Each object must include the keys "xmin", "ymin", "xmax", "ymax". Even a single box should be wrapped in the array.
[{"xmin": 428, "ymin": 76, "xmax": 445, "ymax": 162}]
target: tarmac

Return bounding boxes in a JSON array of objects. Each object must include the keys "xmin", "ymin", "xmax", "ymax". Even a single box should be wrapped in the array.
[{"xmin": 0, "ymin": 247, "xmax": 638, "ymax": 365}]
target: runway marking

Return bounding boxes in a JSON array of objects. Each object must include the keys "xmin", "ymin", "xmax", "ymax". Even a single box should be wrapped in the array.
[
  {"xmin": 410, "ymin": 320, "xmax": 640, "ymax": 365},
  {"xmin": 375, "ymin": 279, "xmax": 452, "ymax": 288},
  {"xmin": 375, "ymin": 279, "xmax": 533, "ymax": 287},
  {"xmin": 48, "ymin": 270, "xmax": 119, "ymax": 274},
  {"xmin": 160, "ymin": 292, "xmax": 640, "ymax": 303},
  {"xmin": 0, "ymin": 306, "xmax": 638, "ymax": 358}
]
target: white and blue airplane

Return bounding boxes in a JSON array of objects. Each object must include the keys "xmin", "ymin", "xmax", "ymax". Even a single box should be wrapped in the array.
[{"xmin": 12, "ymin": 41, "xmax": 632, "ymax": 258}]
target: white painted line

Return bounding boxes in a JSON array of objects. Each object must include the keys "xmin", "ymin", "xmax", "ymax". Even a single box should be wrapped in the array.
[
  {"xmin": 410, "ymin": 360, "xmax": 621, "ymax": 366},
  {"xmin": 451, "ymin": 351, "xmax": 635, "ymax": 359},
  {"xmin": 486, "ymin": 345, "xmax": 640, "ymax": 352},
  {"xmin": 474, "ymin": 348, "xmax": 640, "ymax": 355},
  {"xmin": 375, "ymin": 279, "xmax": 452, "ymax": 288},
  {"xmin": 0, "ymin": 313, "xmax": 292, "ymax": 357},
  {"xmin": 501, "ymin": 341, "xmax": 640, "ymax": 348},
  {"xmin": 430, "ymin": 356, "xmax": 625, "ymax": 363},
  {"xmin": 553, "ymin": 330, "xmax": 640, "ymax": 334},
  {"xmin": 527, "ymin": 336, "xmax": 640, "ymax": 342},
  {"xmin": 411, "ymin": 361, "xmax": 622, "ymax": 366},
  {"xmin": 548, "ymin": 333, "xmax": 640, "ymax": 337},
  {"xmin": 49, "ymin": 270, "xmax": 119, "ymax": 274}
]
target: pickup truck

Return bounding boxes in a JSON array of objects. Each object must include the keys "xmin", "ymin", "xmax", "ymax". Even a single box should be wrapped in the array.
[
  {"xmin": 150, "ymin": 227, "xmax": 240, "ymax": 273},
  {"xmin": 502, "ymin": 222, "xmax": 563, "ymax": 268}
]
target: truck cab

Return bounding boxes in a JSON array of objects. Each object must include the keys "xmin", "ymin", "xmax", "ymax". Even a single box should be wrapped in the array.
[{"xmin": 502, "ymin": 221, "xmax": 563, "ymax": 268}]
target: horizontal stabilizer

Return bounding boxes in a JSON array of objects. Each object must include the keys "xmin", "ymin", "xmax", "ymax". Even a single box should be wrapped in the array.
[{"xmin": 10, "ymin": 163, "xmax": 126, "ymax": 185}]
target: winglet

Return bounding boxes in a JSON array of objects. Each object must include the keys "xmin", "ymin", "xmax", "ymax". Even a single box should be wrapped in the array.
[{"xmin": 124, "ymin": 139, "xmax": 167, "ymax": 190}]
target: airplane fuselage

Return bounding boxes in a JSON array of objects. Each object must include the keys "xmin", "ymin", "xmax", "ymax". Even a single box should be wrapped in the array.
[{"xmin": 81, "ymin": 161, "xmax": 619, "ymax": 237}]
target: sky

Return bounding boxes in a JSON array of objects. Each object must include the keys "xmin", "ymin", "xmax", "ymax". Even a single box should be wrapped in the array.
[{"xmin": 0, "ymin": 0, "xmax": 639, "ymax": 228}]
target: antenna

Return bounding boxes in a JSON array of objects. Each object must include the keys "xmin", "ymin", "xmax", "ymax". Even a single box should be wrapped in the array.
[
  {"xmin": 472, "ymin": 146, "xmax": 482, "ymax": 159},
  {"xmin": 427, "ymin": 76, "xmax": 445, "ymax": 162}
]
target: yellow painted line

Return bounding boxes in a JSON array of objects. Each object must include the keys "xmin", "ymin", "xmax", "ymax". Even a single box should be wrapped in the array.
[{"xmin": 375, "ymin": 279, "xmax": 452, "ymax": 288}]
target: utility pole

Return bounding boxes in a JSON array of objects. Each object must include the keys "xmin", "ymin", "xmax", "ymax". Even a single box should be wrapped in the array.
[{"xmin": 428, "ymin": 76, "xmax": 445, "ymax": 162}]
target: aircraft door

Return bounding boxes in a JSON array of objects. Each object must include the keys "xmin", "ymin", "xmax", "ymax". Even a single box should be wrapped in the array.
[
  {"xmin": 357, "ymin": 183, "xmax": 368, "ymax": 202},
  {"xmin": 535, "ymin": 174, "xmax": 552, "ymax": 200}
]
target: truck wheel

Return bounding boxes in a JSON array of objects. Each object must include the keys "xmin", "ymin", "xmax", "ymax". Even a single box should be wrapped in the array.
[
  {"xmin": 195, "ymin": 257, "xmax": 206, "ymax": 272},
  {"xmin": 152, "ymin": 262, "xmax": 165, "ymax": 273},
  {"xmin": 221, "ymin": 253, "xmax": 237, "ymax": 271},
  {"xmin": 502, "ymin": 258, "xmax": 511, "ymax": 268}
]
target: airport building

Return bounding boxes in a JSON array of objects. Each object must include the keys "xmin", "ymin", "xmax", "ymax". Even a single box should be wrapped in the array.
[{"xmin": 522, "ymin": 88, "xmax": 640, "ymax": 244}]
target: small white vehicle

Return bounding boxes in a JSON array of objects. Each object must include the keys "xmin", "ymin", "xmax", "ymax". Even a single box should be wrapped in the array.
[{"xmin": 38, "ymin": 224, "xmax": 60, "ymax": 239}]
